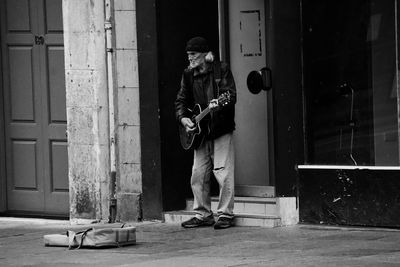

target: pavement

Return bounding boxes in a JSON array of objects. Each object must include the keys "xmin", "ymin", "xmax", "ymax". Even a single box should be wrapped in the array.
[{"xmin": 1, "ymin": 217, "xmax": 400, "ymax": 267}]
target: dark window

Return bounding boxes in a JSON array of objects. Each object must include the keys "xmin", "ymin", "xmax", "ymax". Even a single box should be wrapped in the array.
[{"xmin": 303, "ymin": 0, "xmax": 400, "ymax": 166}]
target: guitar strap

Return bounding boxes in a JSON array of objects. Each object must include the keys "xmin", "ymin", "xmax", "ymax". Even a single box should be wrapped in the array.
[
  {"xmin": 213, "ymin": 61, "xmax": 222, "ymax": 97},
  {"xmin": 213, "ymin": 61, "xmax": 222, "ymax": 91},
  {"xmin": 209, "ymin": 61, "xmax": 221, "ymax": 124}
]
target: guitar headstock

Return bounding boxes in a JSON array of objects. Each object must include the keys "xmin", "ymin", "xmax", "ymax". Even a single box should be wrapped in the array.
[{"xmin": 218, "ymin": 92, "xmax": 231, "ymax": 107}]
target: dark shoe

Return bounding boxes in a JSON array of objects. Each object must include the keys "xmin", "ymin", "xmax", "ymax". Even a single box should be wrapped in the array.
[
  {"xmin": 214, "ymin": 217, "xmax": 234, "ymax": 229},
  {"xmin": 181, "ymin": 215, "xmax": 215, "ymax": 228}
]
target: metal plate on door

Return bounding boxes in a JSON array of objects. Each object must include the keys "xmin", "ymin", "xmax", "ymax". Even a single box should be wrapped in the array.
[{"xmin": 35, "ymin": 35, "xmax": 45, "ymax": 45}]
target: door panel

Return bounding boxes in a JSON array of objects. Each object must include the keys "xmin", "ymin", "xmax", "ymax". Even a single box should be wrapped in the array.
[
  {"xmin": 46, "ymin": 140, "xmax": 68, "ymax": 212},
  {"xmin": 12, "ymin": 141, "xmax": 38, "ymax": 189},
  {"xmin": 50, "ymin": 141, "xmax": 68, "ymax": 191},
  {"xmin": 8, "ymin": 137, "xmax": 44, "ymax": 211},
  {"xmin": 48, "ymin": 46, "xmax": 67, "ymax": 122},
  {"xmin": 6, "ymin": 0, "xmax": 31, "ymax": 32},
  {"xmin": 45, "ymin": 0, "xmax": 63, "ymax": 33},
  {"xmin": 8, "ymin": 46, "xmax": 36, "ymax": 121},
  {"xmin": 228, "ymin": 0, "xmax": 271, "ymax": 194},
  {"xmin": 1, "ymin": 0, "xmax": 68, "ymax": 215}
]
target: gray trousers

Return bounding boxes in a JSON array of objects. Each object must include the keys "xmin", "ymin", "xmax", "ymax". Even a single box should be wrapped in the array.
[{"xmin": 191, "ymin": 133, "xmax": 235, "ymax": 219}]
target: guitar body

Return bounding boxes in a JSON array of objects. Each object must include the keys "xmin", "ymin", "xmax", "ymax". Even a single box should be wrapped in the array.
[
  {"xmin": 179, "ymin": 104, "xmax": 208, "ymax": 150},
  {"xmin": 178, "ymin": 92, "xmax": 231, "ymax": 150}
]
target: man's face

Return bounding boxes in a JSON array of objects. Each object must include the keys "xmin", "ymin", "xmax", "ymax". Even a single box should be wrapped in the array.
[{"xmin": 187, "ymin": 51, "xmax": 205, "ymax": 69}]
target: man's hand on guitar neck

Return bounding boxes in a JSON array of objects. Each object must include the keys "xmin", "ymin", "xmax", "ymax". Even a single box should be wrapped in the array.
[
  {"xmin": 181, "ymin": 117, "xmax": 195, "ymax": 133},
  {"xmin": 209, "ymin": 99, "xmax": 219, "ymax": 110}
]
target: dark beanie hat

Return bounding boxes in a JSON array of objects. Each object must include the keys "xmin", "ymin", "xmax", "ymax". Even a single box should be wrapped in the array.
[{"xmin": 185, "ymin": 36, "xmax": 209, "ymax": 52}]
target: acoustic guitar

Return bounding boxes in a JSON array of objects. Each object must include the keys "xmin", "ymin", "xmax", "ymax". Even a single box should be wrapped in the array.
[{"xmin": 179, "ymin": 92, "xmax": 231, "ymax": 150}]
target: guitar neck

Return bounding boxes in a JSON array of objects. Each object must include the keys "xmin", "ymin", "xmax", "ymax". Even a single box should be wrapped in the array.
[
  {"xmin": 193, "ymin": 92, "xmax": 229, "ymax": 124},
  {"xmin": 195, "ymin": 106, "xmax": 211, "ymax": 123}
]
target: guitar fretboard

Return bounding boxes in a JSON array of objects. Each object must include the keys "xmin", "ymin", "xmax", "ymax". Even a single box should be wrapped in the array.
[
  {"xmin": 193, "ymin": 92, "xmax": 230, "ymax": 124},
  {"xmin": 195, "ymin": 107, "xmax": 210, "ymax": 123}
]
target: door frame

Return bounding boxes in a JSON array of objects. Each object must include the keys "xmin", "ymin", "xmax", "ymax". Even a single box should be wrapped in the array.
[
  {"xmin": 0, "ymin": 1, "xmax": 6, "ymax": 213},
  {"xmin": 218, "ymin": 0, "xmax": 276, "ymax": 197}
]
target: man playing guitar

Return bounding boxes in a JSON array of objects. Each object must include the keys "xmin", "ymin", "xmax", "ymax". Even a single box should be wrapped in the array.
[{"xmin": 175, "ymin": 36, "xmax": 237, "ymax": 229}]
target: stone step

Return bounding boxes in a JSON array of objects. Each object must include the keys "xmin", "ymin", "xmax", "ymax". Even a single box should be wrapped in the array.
[
  {"xmin": 185, "ymin": 197, "xmax": 278, "ymax": 216},
  {"xmin": 163, "ymin": 210, "xmax": 281, "ymax": 228}
]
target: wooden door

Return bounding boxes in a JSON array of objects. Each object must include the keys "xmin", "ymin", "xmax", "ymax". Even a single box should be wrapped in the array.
[
  {"xmin": 228, "ymin": 0, "xmax": 273, "ymax": 196},
  {"xmin": 1, "ymin": 0, "xmax": 68, "ymax": 215}
]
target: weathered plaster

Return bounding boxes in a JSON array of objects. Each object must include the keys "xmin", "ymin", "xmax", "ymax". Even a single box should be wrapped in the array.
[
  {"xmin": 63, "ymin": 0, "xmax": 110, "ymax": 222},
  {"xmin": 63, "ymin": 0, "xmax": 142, "ymax": 223}
]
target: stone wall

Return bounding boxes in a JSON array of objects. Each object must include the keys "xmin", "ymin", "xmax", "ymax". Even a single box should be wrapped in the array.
[{"xmin": 114, "ymin": 0, "xmax": 142, "ymax": 221}]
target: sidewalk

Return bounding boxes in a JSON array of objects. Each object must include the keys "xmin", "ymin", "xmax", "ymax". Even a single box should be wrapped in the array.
[{"xmin": 1, "ymin": 217, "xmax": 400, "ymax": 266}]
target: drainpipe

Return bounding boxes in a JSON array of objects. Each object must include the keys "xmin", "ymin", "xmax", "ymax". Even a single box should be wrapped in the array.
[{"xmin": 105, "ymin": 0, "xmax": 117, "ymax": 223}]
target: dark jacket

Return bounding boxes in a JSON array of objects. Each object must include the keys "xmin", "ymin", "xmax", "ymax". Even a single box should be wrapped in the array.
[{"xmin": 175, "ymin": 62, "xmax": 236, "ymax": 140}]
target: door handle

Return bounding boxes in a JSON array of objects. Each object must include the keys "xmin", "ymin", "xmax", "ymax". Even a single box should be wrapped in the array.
[
  {"xmin": 35, "ymin": 35, "xmax": 45, "ymax": 45},
  {"xmin": 247, "ymin": 67, "xmax": 272, "ymax": 94}
]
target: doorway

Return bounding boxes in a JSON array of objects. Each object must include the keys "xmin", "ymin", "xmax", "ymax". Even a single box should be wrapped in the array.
[
  {"xmin": 155, "ymin": 0, "xmax": 220, "ymax": 211},
  {"xmin": 0, "ymin": 0, "xmax": 68, "ymax": 215},
  {"xmin": 223, "ymin": 0, "xmax": 273, "ymax": 197}
]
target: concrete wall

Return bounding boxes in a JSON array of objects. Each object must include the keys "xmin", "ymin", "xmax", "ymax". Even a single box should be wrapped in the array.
[
  {"xmin": 63, "ymin": 0, "xmax": 110, "ymax": 223},
  {"xmin": 63, "ymin": 0, "xmax": 142, "ymax": 223}
]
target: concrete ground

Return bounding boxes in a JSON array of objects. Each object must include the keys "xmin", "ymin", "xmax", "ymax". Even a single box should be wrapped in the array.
[{"xmin": 1, "ymin": 217, "xmax": 400, "ymax": 266}]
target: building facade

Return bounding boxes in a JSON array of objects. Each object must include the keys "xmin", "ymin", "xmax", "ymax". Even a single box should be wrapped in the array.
[{"xmin": 1, "ymin": 0, "xmax": 399, "ymax": 227}]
